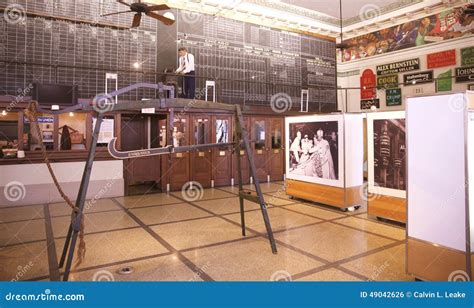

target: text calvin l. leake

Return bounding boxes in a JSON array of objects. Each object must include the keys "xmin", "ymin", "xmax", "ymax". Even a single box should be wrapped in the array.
[{"xmin": 413, "ymin": 291, "xmax": 466, "ymax": 298}]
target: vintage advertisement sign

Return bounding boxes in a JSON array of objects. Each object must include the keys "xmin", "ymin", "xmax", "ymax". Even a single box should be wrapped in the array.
[
  {"xmin": 361, "ymin": 98, "xmax": 380, "ymax": 110},
  {"xmin": 377, "ymin": 74, "xmax": 399, "ymax": 89},
  {"xmin": 455, "ymin": 66, "xmax": 474, "ymax": 82},
  {"xmin": 386, "ymin": 88, "xmax": 402, "ymax": 106},
  {"xmin": 436, "ymin": 69, "xmax": 452, "ymax": 92},
  {"xmin": 376, "ymin": 58, "xmax": 420, "ymax": 76},
  {"xmin": 427, "ymin": 50, "xmax": 456, "ymax": 69},
  {"xmin": 403, "ymin": 71, "xmax": 433, "ymax": 86},
  {"xmin": 360, "ymin": 69, "xmax": 376, "ymax": 99},
  {"xmin": 461, "ymin": 47, "xmax": 474, "ymax": 67}
]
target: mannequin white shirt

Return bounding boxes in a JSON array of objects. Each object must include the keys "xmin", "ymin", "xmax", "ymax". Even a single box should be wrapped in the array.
[{"xmin": 176, "ymin": 52, "xmax": 195, "ymax": 74}]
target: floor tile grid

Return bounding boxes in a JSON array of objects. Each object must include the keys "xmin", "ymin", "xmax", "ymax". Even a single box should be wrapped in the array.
[
  {"xmin": 4, "ymin": 184, "xmax": 406, "ymax": 281},
  {"xmin": 167, "ymin": 190, "xmax": 405, "ymax": 281}
]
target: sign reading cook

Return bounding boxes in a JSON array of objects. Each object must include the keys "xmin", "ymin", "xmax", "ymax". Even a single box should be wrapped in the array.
[{"xmin": 376, "ymin": 58, "xmax": 420, "ymax": 76}]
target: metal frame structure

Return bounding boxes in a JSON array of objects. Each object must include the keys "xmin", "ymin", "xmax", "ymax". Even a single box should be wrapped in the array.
[{"xmin": 34, "ymin": 83, "xmax": 277, "ymax": 281}]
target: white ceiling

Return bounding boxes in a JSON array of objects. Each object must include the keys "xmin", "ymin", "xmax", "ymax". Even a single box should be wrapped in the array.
[{"xmin": 280, "ymin": 0, "xmax": 404, "ymax": 19}]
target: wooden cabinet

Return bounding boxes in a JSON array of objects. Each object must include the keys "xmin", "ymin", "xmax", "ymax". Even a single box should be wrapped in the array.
[
  {"xmin": 190, "ymin": 115, "xmax": 212, "ymax": 188},
  {"xmin": 167, "ymin": 115, "xmax": 190, "ymax": 191},
  {"xmin": 212, "ymin": 115, "xmax": 233, "ymax": 186},
  {"xmin": 250, "ymin": 116, "xmax": 285, "ymax": 183}
]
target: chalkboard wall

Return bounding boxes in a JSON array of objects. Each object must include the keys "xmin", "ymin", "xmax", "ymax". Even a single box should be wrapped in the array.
[{"xmin": 0, "ymin": 0, "xmax": 336, "ymax": 111}]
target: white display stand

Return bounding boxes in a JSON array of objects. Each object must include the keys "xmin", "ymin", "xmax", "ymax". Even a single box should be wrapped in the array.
[
  {"xmin": 406, "ymin": 92, "xmax": 473, "ymax": 281},
  {"xmin": 285, "ymin": 113, "xmax": 364, "ymax": 210},
  {"xmin": 367, "ymin": 111, "xmax": 407, "ymax": 222}
]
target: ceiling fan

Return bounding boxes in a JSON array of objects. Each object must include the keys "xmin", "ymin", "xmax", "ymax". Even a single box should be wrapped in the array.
[{"xmin": 101, "ymin": 0, "xmax": 175, "ymax": 28}]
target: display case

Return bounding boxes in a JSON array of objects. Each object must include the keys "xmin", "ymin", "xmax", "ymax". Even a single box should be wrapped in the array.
[
  {"xmin": 406, "ymin": 92, "xmax": 474, "ymax": 281},
  {"xmin": 285, "ymin": 113, "xmax": 364, "ymax": 210},
  {"xmin": 367, "ymin": 111, "xmax": 406, "ymax": 223}
]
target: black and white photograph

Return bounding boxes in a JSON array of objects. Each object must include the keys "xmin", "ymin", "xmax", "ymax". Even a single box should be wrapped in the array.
[
  {"xmin": 287, "ymin": 120, "xmax": 339, "ymax": 182},
  {"xmin": 373, "ymin": 119, "xmax": 406, "ymax": 191}
]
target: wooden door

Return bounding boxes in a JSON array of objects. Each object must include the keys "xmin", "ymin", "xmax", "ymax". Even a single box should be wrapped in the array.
[
  {"xmin": 168, "ymin": 115, "xmax": 190, "ymax": 191},
  {"xmin": 121, "ymin": 115, "xmax": 161, "ymax": 187},
  {"xmin": 212, "ymin": 115, "xmax": 232, "ymax": 187},
  {"xmin": 190, "ymin": 115, "xmax": 212, "ymax": 188},
  {"xmin": 233, "ymin": 116, "xmax": 250, "ymax": 184},
  {"xmin": 268, "ymin": 117, "xmax": 284, "ymax": 181},
  {"xmin": 251, "ymin": 117, "xmax": 268, "ymax": 182}
]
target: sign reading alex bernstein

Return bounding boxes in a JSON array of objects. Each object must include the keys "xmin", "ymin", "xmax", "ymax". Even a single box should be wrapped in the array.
[
  {"xmin": 427, "ymin": 50, "xmax": 456, "ymax": 69},
  {"xmin": 361, "ymin": 98, "xmax": 380, "ymax": 110},
  {"xmin": 455, "ymin": 66, "xmax": 474, "ymax": 83},
  {"xmin": 403, "ymin": 71, "xmax": 433, "ymax": 86},
  {"xmin": 376, "ymin": 58, "xmax": 420, "ymax": 76}
]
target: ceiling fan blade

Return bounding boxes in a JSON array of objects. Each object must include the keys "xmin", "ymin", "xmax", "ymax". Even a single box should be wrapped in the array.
[
  {"xmin": 145, "ymin": 11, "xmax": 175, "ymax": 25},
  {"xmin": 132, "ymin": 13, "xmax": 142, "ymax": 28},
  {"xmin": 101, "ymin": 10, "xmax": 131, "ymax": 17},
  {"xmin": 146, "ymin": 4, "xmax": 170, "ymax": 12},
  {"xmin": 117, "ymin": 0, "xmax": 131, "ymax": 7}
]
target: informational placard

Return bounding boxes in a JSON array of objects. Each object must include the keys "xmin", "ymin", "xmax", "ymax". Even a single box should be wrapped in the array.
[
  {"xmin": 386, "ymin": 88, "xmax": 402, "ymax": 106},
  {"xmin": 376, "ymin": 59, "xmax": 420, "ymax": 76},
  {"xmin": 377, "ymin": 75, "xmax": 398, "ymax": 89},
  {"xmin": 461, "ymin": 47, "xmax": 474, "ymax": 67},
  {"xmin": 403, "ymin": 71, "xmax": 433, "ymax": 86},
  {"xmin": 361, "ymin": 98, "xmax": 380, "ymax": 110},
  {"xmin": 455, "ymin": 66, "xmax": 474, "ymax": 83},
  {"xmin": 93, "ymin": 118, "xmax": 115, "ymax": 144},
  {"xmin": 427, "ymin": 50, "xmax": 456, "ymax": 69},
  {"xmin": 360, "ymin": 69, "xmax": 376, "ymax": 100},
  {"xmin": 436, "ymin": 69, "xmax": 452, "ymax": 92}
]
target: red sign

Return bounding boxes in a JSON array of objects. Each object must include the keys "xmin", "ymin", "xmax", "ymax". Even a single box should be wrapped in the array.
[
  {"xmin": 427, "ymin": 50, "xmax": 456, "ymax": 69},
  {"xmin": 360, "ymin": 69, "xmax": 376, "ymax": 100}
]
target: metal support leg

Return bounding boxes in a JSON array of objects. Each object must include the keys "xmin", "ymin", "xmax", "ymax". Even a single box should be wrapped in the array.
[
  {"xmin": 235, "ymin": 105, "xmax": 277, "ymax": 254},
  {"xmin": 234, "ymin": 119, "xmax": 246, "ymax": 237},
  {"xmin": 61, "ymin": 113, "xmax": 104, "ymax": 281},
  {"xmin": 58, "ymin": 223, "xmax": 72, "ymax": 268}
]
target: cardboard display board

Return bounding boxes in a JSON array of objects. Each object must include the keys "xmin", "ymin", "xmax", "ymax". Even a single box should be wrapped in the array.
[
  {"xmin": 406, "ymin": 92, "xmax": 472, "ymax": 281},
  {"xmin": 367, "ymin": 111, "xmax": 406, "ymax": 199},
  {"xmin": 285, "ymin": 114, "xmax": 344, "ymax": 188}
]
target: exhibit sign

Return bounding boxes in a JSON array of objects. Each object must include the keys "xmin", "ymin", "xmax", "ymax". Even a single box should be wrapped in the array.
[
  {"xmin": 361, "ymin": 98, "xmax": 380, "ymax": 110},
  {"xmin": 461, "ymin": 47, "xmax": 474, "ymax": 67},
  {"xmin": 377, "ymin": 75, "xmax": 398, "ymax": 89},
  {"xmin": 455, "ymin": 65, "xmax": 474, "ymax": 82},
  {"xmin": 436, "ymin": 69, "xmax": 452, "ymax": 92},
  {"xmin": 367, "ymin": 111, "xmax": 406, "ymax": 198},
  {"xmin": 93, "ymin": 117, "xmax": 114, "ymax": 144},
  {"xmin": 427, "ymin": 50, "xmax": 456, "ymax": 69},
  {"xmin": 360, "ymin": 69, "xmax": 376, "ymax": 99},
  {"xmin": 386, "ymin": 88, "xmax": 402, "ymax": 106},
  {"xmin": 376, "ymin": 58, "xmax": 420, "ymax": 76},
  {"xmin": 285, "ymin": 115, "xmax": 344, "ymax": 188},
  {"xmin": 403, "ymin": 71, "xmax": 433, "ymax": 86}
]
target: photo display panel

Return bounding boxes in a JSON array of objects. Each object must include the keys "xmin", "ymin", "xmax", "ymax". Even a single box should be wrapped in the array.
[{"xmin": 177, "ymin": 10, "xmax": 336, "ymax": 109}]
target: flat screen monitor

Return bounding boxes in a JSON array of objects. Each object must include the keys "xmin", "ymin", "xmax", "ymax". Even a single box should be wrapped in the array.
[{"xmin": 32, "ymin": 83, "xmax": 78, "ymax": 106}]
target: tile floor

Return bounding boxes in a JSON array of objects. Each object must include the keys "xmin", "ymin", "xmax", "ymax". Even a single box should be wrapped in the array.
[{"xmin": 0, "ymin": 182, "xmax": 411, "ymax": 282}]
